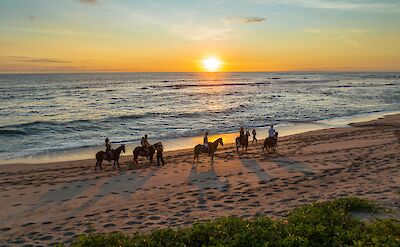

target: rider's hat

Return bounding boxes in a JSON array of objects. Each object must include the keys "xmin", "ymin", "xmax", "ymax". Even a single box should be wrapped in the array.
[
  {"xmin": 105, "ymin": 138, "xmax": 109, "ymax": 142},
  {"xmin": 205, "ymin": 131, "xmax": 209, "ymax": 135}
]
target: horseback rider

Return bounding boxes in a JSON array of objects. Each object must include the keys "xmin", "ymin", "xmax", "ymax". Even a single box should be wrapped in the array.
[
  {"xmin": 105, "ymin": 138, "xmax": 112, "ymax": 161},
  {"xmin": 268, "ymin": 125, "xmax": 277, "ymax": 144},
  {"xmin": 141, "ymin": 134, "xmax": 151, "ymax": 156},
  {"xmin": 203, "ymin": 132, "xmax": 210, "ymax": 155},
  {"xmin": 239, "ymin": 127, "xmax": 245, "ymax": 144}
]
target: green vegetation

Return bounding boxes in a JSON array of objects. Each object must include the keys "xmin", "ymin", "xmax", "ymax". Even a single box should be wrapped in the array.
[{"xmin": 72, "ymin": 197, "xmax": 399, "ymax": 247}]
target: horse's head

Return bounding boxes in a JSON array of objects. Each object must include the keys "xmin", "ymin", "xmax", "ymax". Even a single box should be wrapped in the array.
[
  {"xmin": 155, "ymin": 142, "xmax": 163, "ymax": 151},
  {"xmin": 121, "ymin": 144, "xmax": 126, "ymax": 153},
  {"xmin": 219, "ymin": 138, "xmax": 224, "ymax": 147}
]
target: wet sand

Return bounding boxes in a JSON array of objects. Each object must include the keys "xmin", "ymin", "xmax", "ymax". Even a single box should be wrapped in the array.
[{"xmin": 0, "ymin": 114, "xmax": 399, "ymax": 246}]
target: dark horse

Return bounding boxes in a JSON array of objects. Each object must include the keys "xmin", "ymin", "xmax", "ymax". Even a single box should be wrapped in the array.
[
  {"xmin": 133, "ymin": 142, "xmax": 163, "ymax": 166},
  {"xmin": 263, "ymin": 132, "xmax": 279, "ymax": 153},
  {"xmin": 236, "ymin": 130, "xmax": 250, "ymax": 152},
  {"xmin": 193, "ymin": 138, "xmax": 224, "ymax": 163},
  {"xmin": 95, "ymin": 144, "xmax": 125, "ymax": 170}
]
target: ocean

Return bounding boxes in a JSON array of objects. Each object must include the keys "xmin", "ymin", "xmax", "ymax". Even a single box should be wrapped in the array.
[{"xmin": 0, "ymin": 72, "xmax": 399, "ymax": 164}]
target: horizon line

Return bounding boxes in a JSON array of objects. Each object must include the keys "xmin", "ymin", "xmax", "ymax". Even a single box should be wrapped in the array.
[{"xmin": 1, "ymin": 70, "xmax": 399, "ymax": 76}]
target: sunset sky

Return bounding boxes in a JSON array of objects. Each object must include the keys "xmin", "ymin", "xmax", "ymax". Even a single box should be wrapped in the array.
[{"xmin": 0, "ymin": 0, "xmax": 399, "ymax": 73}]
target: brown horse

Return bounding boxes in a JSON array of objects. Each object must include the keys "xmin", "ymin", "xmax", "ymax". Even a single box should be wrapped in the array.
[
  {"xmin": 236, "ymin": 130, "xmax": 250, "ymax": 152},
  {"xmin": 263, "ymin": 132, "xmax": 278, "ymax": 153},
  {"xmin": 133, "ymin": 142, "xmax": 163, "ymax": 166},
  {"xmin": 193, "ymin": 138, "xmax": 223, "ymax": 163},
  {"xmin": 95, "ymin": 144, "xmax": 125, "ymax": 170}
]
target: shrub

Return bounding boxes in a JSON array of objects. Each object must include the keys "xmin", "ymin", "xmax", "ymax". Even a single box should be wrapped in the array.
[{"xmin": 72, "ymin": 197, "xmax": 399, "ymax": 247}]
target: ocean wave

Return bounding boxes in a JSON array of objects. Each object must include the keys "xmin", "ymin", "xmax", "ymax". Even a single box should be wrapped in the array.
[
  {"xmin": 148, "ymin": 81, "xmax": 272, "ymax": 90},
  {"xmin": 0, "ymin": 129, "xmax": 27, "ymax": 135}
]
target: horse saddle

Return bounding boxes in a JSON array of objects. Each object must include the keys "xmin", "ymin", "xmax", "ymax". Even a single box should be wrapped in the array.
[{"xmin": 104, "ymin": 151, "xmax": 113, "ymax": 160}]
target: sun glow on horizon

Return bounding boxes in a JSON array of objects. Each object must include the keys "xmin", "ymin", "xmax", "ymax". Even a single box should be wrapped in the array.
[{"xmin": 202, "ymin": 57, "xmax": 222, "ymax": 72}]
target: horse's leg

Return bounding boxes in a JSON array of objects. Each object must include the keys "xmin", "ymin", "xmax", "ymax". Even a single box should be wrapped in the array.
[
  {"xmin": 135, "ymin": 154, "xmax": 139, "ymax": 166},
  {"xmin": 95, "ymin": 160, "xmax": 98, "ymax": 171}
]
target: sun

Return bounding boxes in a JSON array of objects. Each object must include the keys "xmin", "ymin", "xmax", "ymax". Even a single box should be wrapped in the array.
[{"xmin": 202, "ymin": 57, "xmax": 222, "ymax": 72}]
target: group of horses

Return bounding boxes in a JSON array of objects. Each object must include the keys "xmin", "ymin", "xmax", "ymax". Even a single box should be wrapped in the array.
[
  {"xmin": 95, "ymin": 142, "xmax": 163, "ymax": 170},
  {"xmin": 95, "ymin": 132, "xmax": 278, "ymax": 170},
  {"xmin": 235, "ymin": 130, "xmax": 278, "ymax": 153}
]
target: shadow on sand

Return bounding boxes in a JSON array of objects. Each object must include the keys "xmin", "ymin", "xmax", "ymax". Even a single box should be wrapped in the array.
[{"xmin": 188, "ymin": 164, "xmax": 230, "ymax": 209}]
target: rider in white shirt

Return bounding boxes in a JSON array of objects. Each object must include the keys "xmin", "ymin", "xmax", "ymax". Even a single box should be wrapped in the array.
[{"xmin": 268, "ymin": 125, "xmax": 277, "ymax": 139}]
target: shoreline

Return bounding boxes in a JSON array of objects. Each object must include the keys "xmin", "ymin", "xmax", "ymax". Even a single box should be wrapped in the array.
[
  {"xmin": 0, "ymin": 113, "xmax": 399, "ymax": 245},
  {"xmin": 1, "ymin": 110, "xmax": 399, "ymax": 166}
]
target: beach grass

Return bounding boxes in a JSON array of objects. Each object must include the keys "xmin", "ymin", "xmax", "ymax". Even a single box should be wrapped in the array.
[{"xmin": 71, "ymin": 197, "xmax": 400, "ymax": 246}]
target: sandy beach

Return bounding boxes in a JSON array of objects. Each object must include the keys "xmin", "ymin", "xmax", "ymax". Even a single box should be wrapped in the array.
[{"xmin": 0, "ymin": 114, "xmax": 399, "ymax": 246}]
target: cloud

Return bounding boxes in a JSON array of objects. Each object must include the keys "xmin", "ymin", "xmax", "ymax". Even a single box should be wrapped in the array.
[
  {"xmin": 254, "ymin": 0, "xmax": 400, "ymax": 12},
  {"xmin": 9, "ymin": 56, "xmax": 72, "ymax": 64},
  {"xmin": 304, "ymin": 28, "xmax": 372, "ymax": 47},
  {"xmin": 224, "ymin": 16, "xmax": 267, "ymax": 25},
  {"xmin": 304, "ymin": 28, "xmax": 372, "ymax": 34},
  {"xmin": 77, "ymin": 0, "xmax": 99, "ymax": 5}
]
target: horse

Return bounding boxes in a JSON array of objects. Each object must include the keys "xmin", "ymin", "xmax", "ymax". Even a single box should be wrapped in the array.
[
  {"xmin": 236, "ymin": 130, "xmax": 250, "ymax": 152},
  {"xmin": 95, "ymin": 144, "xmax": 125, "ymax": 170},
  {"xmin": 133, "ymin": 142, "xmax": 163, "ymax": 166},
  {"xmin": 193, "ymin": 138, "xmax": 224, "ymax": 163},
  {"xmin": 263, "ymin": 132, "xmax": 279, "ymax": 153}
]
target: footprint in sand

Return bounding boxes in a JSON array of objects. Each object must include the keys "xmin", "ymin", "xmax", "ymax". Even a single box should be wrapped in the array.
[
  {"xmin": 38, "ymin": 235, "xmax": 53, "ymax": 241},
  {"xmin": 148, "ymin": 216, "xmax": 161, "ymax": 220},
  {"xmin": 21, "ymin": 222, "xmax": 35, "ymax": 227},
  {"xmin": 0, "ymin": 227, "xmax": 11, "ymax": 232},
  {"xmin": 51, "ymin": 226, "xmax": 62, "ymax": 232},
  {"xmin": 103, "ymin": 223, "xmax": 116, "ymax": 228},
  {"xmin": 126, "ymin": 220, "xmax": 141, "ymax": 225},
  {"xmin": 63, "ymin": 231, "xmax": 75, "ymax": 237}
]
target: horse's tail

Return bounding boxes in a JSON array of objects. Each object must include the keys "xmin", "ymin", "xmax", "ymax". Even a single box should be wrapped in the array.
[
  {"xmin": 95, "ymin": 151, "xmax": 103, "ymax": 169},
  {"xmin": 133, "ymin": 148, "xmax": 138, "ymax": 164}
]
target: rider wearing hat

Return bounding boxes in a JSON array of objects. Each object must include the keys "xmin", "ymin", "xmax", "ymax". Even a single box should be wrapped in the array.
[
  {"xmin": 141, "ymin": 134, "xmax": 151, "ymax": 156},
  {"xmin": 105, "ymin": 138, "xmax": 112, "ymax": 161},
  {"xmin": 239, "ymin": 127, "xmax": 245, "ymax": 144},
  {"xmin": 203, "ymin": 131, "xmax": 210, "ymax": 154}
]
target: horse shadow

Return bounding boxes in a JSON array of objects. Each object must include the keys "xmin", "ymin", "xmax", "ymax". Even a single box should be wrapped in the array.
[
  {"xmin": 68, "ymin": 169, "xmax": 156, "ymax": 216},
  {"xmin": 188, "ymin": 164, "xmax": 230, "ymax": 209},
  {"xmin": 272, "ymin": 156, "xmax": 314, "ymax": 174},
  {"xmin": 26, "ymin": 169, "xmax": 155, "ymax": 219},
  {"xmin": 240, "ymin": 159, "xmax": 271, "ymax": 182}
]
